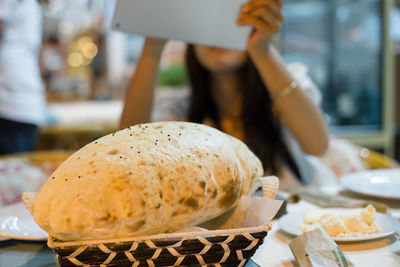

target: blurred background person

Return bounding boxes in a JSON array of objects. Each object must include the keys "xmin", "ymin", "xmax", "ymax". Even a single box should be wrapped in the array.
[{"xmin": 0, "ymin": 0, "xmax": 46, "ymax": 155}]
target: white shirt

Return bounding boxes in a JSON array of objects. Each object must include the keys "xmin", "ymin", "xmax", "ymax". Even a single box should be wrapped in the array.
[{"xmin": 0, "ymin": 0, "xmax": 46, "ymax": 125}]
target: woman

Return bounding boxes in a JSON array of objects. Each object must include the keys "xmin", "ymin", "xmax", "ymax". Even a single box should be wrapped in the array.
[{"xmin": 120, "ymin": 0, "xmax": 328, "ymax": 190}]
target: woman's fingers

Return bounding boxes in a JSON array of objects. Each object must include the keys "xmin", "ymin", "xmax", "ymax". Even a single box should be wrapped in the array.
[
  {"xmin": 237, "ymin": 15, "xmax": 276, "ymax": 34},
  {"xmin": 248, "ymin": 6, "xmax": 283, "ymax": 25},
  {"xmin": 238, "ymin": 5, "xmax": 282, "ymax": 34},
  {"xmin": 237, "ymin": 0, "xmax": 283, "ymax": 46},
  {"xmin": 239, "ymin": 0, "xmax": 283, "ymax": 30}
]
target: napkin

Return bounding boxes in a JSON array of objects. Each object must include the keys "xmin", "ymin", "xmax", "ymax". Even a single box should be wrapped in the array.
[{"xmin": 289, "ymin": 228, "xmax": 354, "ymax": 267}]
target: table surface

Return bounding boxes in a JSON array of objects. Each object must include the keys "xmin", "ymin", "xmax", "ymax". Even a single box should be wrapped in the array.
[{"xmin": 1, "ymin": 186, "xmax": 399, "ymax": 267}]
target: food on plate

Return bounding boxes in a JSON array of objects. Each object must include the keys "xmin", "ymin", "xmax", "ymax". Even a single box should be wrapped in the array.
[
  {"xmin": 300, "ymin": 205, "xmax": 381, "ymax": 237},
  {"xmin": 0, "ymin": 152, "xmax": 70, "ymax": 207},
  {"xmin": 0, "ymin": 159, "xmax": 49, "ymax": 206},
  {"xmin": 23, "ymin": 121, "xmax": 271, "ymax": 241}
]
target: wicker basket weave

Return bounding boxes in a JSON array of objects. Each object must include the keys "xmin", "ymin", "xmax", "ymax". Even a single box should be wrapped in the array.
[
  {"xmin": 48, "ymin": 225, "xmax": 270, "ymax": 267},
  {"xmin": 47, "ymin": 176, "xmax": 280, "ymax": 267}
]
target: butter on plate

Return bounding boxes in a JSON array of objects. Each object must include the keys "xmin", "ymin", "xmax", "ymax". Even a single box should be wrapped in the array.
[{"xmin": 300, "ymin": 205, "xmax": 381, "ymax": 237}]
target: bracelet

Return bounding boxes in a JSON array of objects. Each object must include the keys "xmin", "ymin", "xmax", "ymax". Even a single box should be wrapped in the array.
[{"xmin": 271, "ymin": 80, "xmax": 298, "ymax": 101}]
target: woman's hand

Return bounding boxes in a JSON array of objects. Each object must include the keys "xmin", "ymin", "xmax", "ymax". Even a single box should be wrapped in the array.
[{"xmin": 236, "ymin": 0, "xmax": 283, "ymax": 54}]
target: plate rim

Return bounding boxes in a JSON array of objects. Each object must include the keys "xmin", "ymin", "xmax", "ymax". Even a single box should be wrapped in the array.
[
  {"xmin": 0, "ymin": 233, "xmax": 47, "ymax": 241},
  {"xmin": 0, "ymin": 236, "xmax": 11, "ymax": 242},
  {"xmin": 340, "ymin": 169, "xmax": 400, "ymax": 200},
  {"xmin": 0, "ymin": 202, "xmax": 48, "ymax": 241},
  {"xmin": 278, "ymin": 209, "xmax": 400, "ymax": 242}
]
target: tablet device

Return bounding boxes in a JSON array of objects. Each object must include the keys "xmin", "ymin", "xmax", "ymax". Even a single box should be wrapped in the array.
[{"xmin": 111, "ymin": 0, "xmax": 252, "ymax": 50}]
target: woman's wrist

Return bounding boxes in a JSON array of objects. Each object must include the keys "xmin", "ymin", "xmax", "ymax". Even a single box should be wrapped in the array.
[
  {"xmin": 270, "ymin": 80, "xmax": 298, "ymax": 101},
  {"xmin": 143, "ymin": 38, "xmax": 166, "ymax": 57},
  {"xmin": 248, "ymin": 42, "xmax": 301, "ymax": 100},
  {"xmin": 248, "ymin": 41, "xmax": 273, "ymax": 61}
]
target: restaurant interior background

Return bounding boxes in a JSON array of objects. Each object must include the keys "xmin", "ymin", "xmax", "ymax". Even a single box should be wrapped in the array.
[
  {"xmin": 1, "ymin": 1, "xmax": 400, "ymax": 265},
  {"xmin": 21, "ymin": 0, "xmax": 400, "ymax": 161}
]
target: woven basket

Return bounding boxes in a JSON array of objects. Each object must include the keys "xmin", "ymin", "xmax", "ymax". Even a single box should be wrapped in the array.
[
  {"xmin": 49, "ymin": 225, "xmax": 270, "ymax": 267},
  {"xmin": 47, "ymin": 176, "xmax": 280, "ymax": 267}
]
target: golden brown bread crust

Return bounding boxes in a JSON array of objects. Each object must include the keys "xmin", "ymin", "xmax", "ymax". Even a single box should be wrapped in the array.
[{"xmin": 31, "ymin": 121, "xmax": 263, "ymax": 241}]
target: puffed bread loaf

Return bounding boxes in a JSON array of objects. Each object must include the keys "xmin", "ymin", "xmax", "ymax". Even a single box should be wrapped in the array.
[{"xmin": 25, "ymin": 121, "xmax": 263, "ymax": 241}]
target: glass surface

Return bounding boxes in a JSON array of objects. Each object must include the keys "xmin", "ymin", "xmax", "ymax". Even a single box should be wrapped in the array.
[{"xmin": 280, "ymin": 0, "xmax": 383, "ymax": 131}]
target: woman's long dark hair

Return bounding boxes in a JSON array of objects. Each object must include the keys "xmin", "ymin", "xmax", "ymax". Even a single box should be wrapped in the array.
[{"xmin": 186, "ymin": 44, "xmax": 300, "ymax": 179}]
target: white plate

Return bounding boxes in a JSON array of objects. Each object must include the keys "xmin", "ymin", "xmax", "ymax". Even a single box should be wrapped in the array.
[
  {"xmin": 340, "ymin": 169, "xmax": 400, "ymax": 200},
  {"xmin": 0, "ymin": 202, "xmax": 47, "ymax": 241},
  {"xmin": 279, "ymin": 209, "xmax": 400, "ymax": 242}
]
